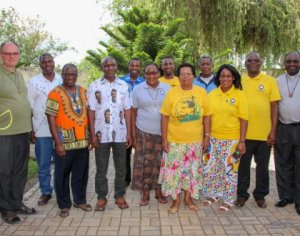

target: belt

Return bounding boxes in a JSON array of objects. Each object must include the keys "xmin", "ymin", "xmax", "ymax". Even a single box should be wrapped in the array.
[{"xmin": 280, "ymin": 121, "xmax": 300, "ymax": 126}]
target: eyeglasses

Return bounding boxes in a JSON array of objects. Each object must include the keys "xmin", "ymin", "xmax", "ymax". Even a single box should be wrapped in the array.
[
  {"xmin": 180, "ymin": 73, "xmax": 193, "ymax": 77},
  {"xmin": 63, "ymin": 73, "xmax": 78, "ymax": 78},
  {"xmin": 246, "ymin": 59, "xmax": 261, "ymax": 63},
  {"xmin": 285, "ymin": 59, "xmax": 300, "ymax": 64},
  {"xmin": 1, "ymin": 52, "xmax": 19, "ymax": 57},
  {"xmin": 145, "ymin": 71, "xmax": 159, "ymax": 76}
]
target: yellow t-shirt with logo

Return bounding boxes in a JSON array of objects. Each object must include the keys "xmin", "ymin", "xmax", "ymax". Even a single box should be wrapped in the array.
[
  {"xmin": 242, "ymin": 73, "xmax": 281, "ymax": 141},
  {"xmin": 159, "ymin": 76, "xmax": 180, "ymax": 87},
  {"xmin": 160, "ymin": 86, "xmax": 212, "ymax": 143},
  {"xmin": 209, "ymin": 86, "xmax": 248, "ymax": 140}
]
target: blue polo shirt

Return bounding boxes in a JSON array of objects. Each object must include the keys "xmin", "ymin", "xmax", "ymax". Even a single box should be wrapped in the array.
[
  {"xmin": 194, "ymin": 74, "xmax": 217, "ymax": 93},
  {"xmin": 120, "ymin": 74, "xmax": 144, "ymax": 95}
]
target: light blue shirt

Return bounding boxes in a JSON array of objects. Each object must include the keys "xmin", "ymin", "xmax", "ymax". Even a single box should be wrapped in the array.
[{"xmin": 132, "ymin": 81, "xmax": 170, "ymax": 135}]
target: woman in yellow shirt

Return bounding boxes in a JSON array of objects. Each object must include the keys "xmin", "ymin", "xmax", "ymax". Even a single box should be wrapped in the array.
[
  {"xmin": 159, "ymin": 63, "xmax": 212, "ymax": 214},
  {"xmin": 202, "ymin": 64, "xmax": 248, "ymax": 211}
]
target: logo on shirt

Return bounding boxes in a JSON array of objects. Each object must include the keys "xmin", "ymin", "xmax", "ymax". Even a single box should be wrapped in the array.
[
  {"xmin": 229, "ymin": 98, "xmax": 236, "ymax": 104},
  {"xmin": 258, "ymin": 84, "xmax": 264, "ymax": 91},
  {"xmin": 175, "ymin": 96, "xmax": 200, "ymax": 123}
]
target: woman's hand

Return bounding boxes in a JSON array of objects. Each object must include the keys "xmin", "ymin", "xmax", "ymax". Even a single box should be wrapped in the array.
[
  {"xmin": 162, "ymin": 138, "xmax": 169, "ymax": 153},
  {"xmin": 202, "ymin": 136, "xmax": 210, "ymax": 152},
  {"xmin": 237, "ymin": 141, "xmax": 246, "ymax": 156}
]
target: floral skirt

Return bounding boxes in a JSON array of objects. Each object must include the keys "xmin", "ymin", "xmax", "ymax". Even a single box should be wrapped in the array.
[
  {"xmin": 203, "ymin": 137, "xmax": 240, "ymax": 205},
  {"xmin": 131, "ymin": 128, "xmax": 162, "ymax": 191},
  {"xmin": 158, "ymin": 142, "xmax": 203, "ymax": 200}
]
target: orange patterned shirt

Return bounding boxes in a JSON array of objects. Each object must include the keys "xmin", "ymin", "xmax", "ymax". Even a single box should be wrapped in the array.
[{"xmin": 45, "ymin": 85, "xmax": 89, "ymax": 150}]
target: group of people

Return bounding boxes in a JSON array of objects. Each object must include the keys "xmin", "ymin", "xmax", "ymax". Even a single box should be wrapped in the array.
[{"xmin": 1, "ymin": 40, "xmax": 300, "ymax": 224}]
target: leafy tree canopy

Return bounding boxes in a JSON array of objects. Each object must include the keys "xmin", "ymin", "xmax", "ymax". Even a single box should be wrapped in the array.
[
  {"xmin": 0, "ymin": 8, "xmax": 70, "ymax": 67},
  {"xmin": 86, "ymin": 7, "xmax": 192, "ymax": 75},
  {"xmin": 99, "ymin": 0, "xmax": 300, "ymax": 68}
]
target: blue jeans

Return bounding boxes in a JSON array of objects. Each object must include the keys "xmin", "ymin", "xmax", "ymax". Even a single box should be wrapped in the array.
[{"xmin": 35, "ymin": 137, "xmax": 54, "ymax": 195}]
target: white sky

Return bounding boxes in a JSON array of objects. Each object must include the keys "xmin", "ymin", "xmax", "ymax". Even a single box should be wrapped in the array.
[{"xmin": 0, "ymin": 0, "xmax": 113, "ymax": 65}]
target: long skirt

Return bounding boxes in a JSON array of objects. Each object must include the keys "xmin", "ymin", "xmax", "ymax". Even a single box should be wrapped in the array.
[
  {"xmin": 203, "ymin": 137, "xmax": 240, "ymax": 205},
  {"xmin": 131, "ymin": 128, "xmax": 163, "ymax": 191},
  {"xmin": 158, "ymin": 142, "xmax": 203, "ymax": 200}
]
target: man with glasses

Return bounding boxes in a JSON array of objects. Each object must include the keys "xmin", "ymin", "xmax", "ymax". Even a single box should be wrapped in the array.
[
  {"xmin": 0, "ymin": 41, "xmax": 36, "ymax": 224},
  {"xmin": 28, "ymin": 53, "xmax": 62, "ymax": 206},
  {"xmin": 236, "ymin": 52, "xmax": 281, "ymax": 208},
  {"xmin": 274, "ymin": 51, "xmax": 300, "ymax": 214}
]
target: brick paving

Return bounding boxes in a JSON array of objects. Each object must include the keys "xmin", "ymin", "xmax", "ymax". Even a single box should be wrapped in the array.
[{"xmin": 1, "ymin": 151, "xmax": 300, "ymax": 236}]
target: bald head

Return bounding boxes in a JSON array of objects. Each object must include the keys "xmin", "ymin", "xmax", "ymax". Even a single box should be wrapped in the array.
[{"xmin": 245, "ymin": 51, "xmax": 262, "ymax": 77}]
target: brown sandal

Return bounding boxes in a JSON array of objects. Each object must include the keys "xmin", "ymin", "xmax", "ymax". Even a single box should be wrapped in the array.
[
  {"xmin": 73, "ymin": 203, "xmax": 92, "ymax": 211},
  {"xmin": 59, "ymin": 208, "xmax": 70, "ymax": 218},
  {"xmin": 155, "ymin": 188, "xmax": 168, "ymax": 204},
  {"xmin": 184, "ymin": 191, "xmax": 198, "ymax": 211},
  {"xmin": 140, "ymin": 190, "xmax": 150, "ymax": 206},
  {"xmin": 94, "ymin": 199, "xmax": 107, "ymax": 211},
  {"xmin": 115, "ymin": 197, "xmax": 129, "ymax": 209}
]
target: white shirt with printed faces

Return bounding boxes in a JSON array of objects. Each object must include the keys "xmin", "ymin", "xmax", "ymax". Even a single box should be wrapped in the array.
[
  {"xmin": 27, "ymin": 73, "xmax": 62, "ymax": 137},
  {"xmin": 88, "ymin": 77, "xmax": 131, "ymax": 143}
]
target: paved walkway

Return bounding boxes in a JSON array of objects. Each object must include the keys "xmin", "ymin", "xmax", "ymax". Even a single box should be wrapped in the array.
[{"xmin": 1, "ymin": 151, "xmax": 300, "ymax": 236}]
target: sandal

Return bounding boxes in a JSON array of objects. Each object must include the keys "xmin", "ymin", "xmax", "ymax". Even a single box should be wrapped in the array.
[
  {"xmin": 94, "ymin": 199, "xmax": 107, "ymax": 211},
  {"xmin": 59, "ymin": 208, "xmax": 70, "ymax": 218},
  {"xmin": 168, "ymin": 195, "xmax": 181, "ymax": 214},
  {"xmin": 1, "ymin": 212, "xmax": 20, "ymax": 224},
  {"xmin": 73, "ymin": 203, "xmax": 92, "ymax": 211},
  {"xmin": 203, "ymin": 196, "xmax": 219, "ymax": 206},
  {"xmin": 139, "ymin": 190, "xmax": 150, "ymax": 206},
  {"xmin": 115, "ymin": 197, "xmax": 129, "ymax": 209},
  {"xmin": 218, "ymin": 203, "xmax": 232, "ymax": 212},
  {"xmin": 155, "ymin": 188, "xmax": 168, "ymax": 204},
  {"xmin": 185, "ymin": 201, "xmax": 199, "ymax": 211},
  {"xmin": 184, "ymin": 191, "xmax": 198, "ymax": 211}
]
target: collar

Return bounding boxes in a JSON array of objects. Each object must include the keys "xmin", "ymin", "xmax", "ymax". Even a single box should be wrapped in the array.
[
  {"xmin": 196, "ymin": 74, "xmax": 214, "ymax": 83},
  {"xmin": 217, "ymin": 85, "xmax": 235, "ymax": 96},
  {"xmin": 286, "ymin": 71, "xmax": 300, "ymax": 79},
  {"xmin": 243, "ymin": 72, "xmax": 262, "ymax": 80},
  {"xmin": 100, "ymin": 77, "xmax": 123, "ymax": 85},
  {"xmin": 143, "ymin": 81, "xmax": 164, "ymax": 89},
  {"xmin": 0, "ymin": 64, "xmax": 17, "ymax": 74}
]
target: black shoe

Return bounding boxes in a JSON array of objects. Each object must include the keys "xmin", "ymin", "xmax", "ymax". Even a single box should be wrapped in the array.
[
  {"xmin": 1, "ymin": 211, "xmax": 20, "ymax": 224},
  {"xmin": 17, "ymin": 203, "xmax": 37, "ymax": 215},
  {"xmin": 38, "ymin": 194, "xmax": 52, "ymax": 206},
  {"xmin": 295, "ymin": 205, "xmax": 300, "ymax": 215},
  {"xmin": 235, "ymin": 197, "xmax": 247, "ymax": 207},
  {"xmin": 256, "ymin": 199, "xmax": 267, "ymax": 208},
  {"xmin": 275, "ymin": 199, "xmax": 294, "ymax": 208}
]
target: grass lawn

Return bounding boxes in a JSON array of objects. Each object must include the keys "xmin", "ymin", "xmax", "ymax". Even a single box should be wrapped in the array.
[{"xmin": 28, "ymin": 158, "xmax": 38, "ymax": 178}]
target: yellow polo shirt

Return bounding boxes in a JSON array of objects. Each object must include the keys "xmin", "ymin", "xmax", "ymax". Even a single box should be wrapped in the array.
[
  {"xmin": 242, "ymin": 73, "xmax": 281, "ymax": 141},
  {"xmin": 160, "ymin": 86, "xmax": 212, "ymax": 143},
  {"xmin": 159, "ymin": 76, "xmax": 180, "ymax": 87},
  {"xmin": 209, "ymin": 86, "xmax": 248, "ymax": 140}
]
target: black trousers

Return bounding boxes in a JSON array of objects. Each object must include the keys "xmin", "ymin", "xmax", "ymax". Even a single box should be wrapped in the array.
[
  {"xmin": 274, "ymin": 122, "xmax": 300, "ymax": 205},
  {"xmin": 237, "ymin": 140, "xmax": 271, "ymax": 201},
  {"xmin": 54, "ymin": 148, "xmax": 89, "ymax": 209},
  {"xmin": 125, "ymin": 146, "xmax": 132, "ymax": 184},
  {"xmin": 0, "ymin": 133, "xmax": 30, "ymax": 212}
]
